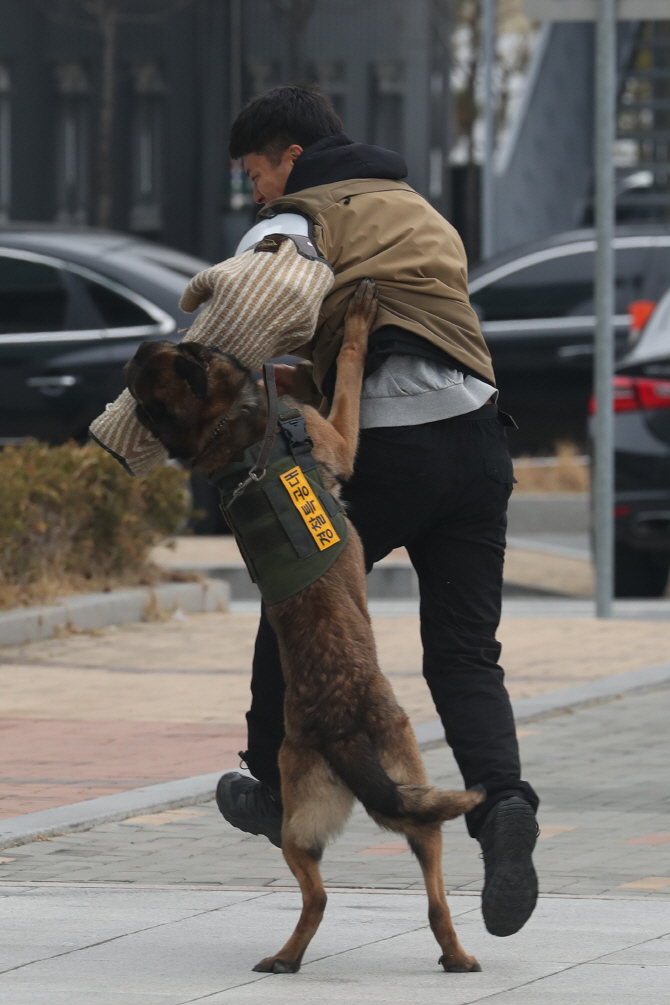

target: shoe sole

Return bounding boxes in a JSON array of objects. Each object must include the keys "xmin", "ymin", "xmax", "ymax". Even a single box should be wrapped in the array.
[{"xmin": 481, "ymin": 800, "xmax": 538, "ymax": 937}]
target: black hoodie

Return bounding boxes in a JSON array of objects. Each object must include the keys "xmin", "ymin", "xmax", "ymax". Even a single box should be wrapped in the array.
[{"xmin": 284, "ymin": 133, "xmax": 407, "ymax": 195}]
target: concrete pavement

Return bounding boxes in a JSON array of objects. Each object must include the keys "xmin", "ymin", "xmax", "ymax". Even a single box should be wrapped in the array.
[{"xmin": 0, "ymin": 886, "xmax": 669, "ymax": 1004}]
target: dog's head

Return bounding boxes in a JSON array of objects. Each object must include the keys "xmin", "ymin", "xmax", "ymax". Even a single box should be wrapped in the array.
[{"xmin": 125, "ymin": 341, "xmax": 262, "ymax": 466}]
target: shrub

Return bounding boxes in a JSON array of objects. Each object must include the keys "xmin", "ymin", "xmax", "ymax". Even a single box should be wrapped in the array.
[
  {"xmin": 512, "ymin": 442, "xmax": 590, "ymax": 493},
  {"xmin": 0, "ymin": 441, "xmax": 191, "ymax": 608}
]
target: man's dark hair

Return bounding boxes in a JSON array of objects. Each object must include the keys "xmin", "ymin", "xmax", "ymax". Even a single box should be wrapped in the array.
[{"xmin": 229, "ymin": 84, "xmax": 343, "ymax": 164}]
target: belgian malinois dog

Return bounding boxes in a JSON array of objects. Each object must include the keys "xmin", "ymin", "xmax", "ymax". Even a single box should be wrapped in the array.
[{"xmin": 125, "ymin": 277, "xmax": 484, "ymax": 975}]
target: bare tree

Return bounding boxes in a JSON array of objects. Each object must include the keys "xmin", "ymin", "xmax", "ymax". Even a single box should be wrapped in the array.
[
  {"xmin": 451, "ymin": 0, "xmax": 534, "ymax": 165},
  {"xmin": 267, "ymin": 0, "xmax": 317, "ymax": 81},
  {"xmin": 32, "ymin": 0, "xmax": 196, "ymax": 228}
]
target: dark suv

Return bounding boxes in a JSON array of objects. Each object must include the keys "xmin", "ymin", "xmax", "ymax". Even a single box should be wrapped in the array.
[
  {"xmin": 470, "ymin": 225, "xmax": 670, "ymax": 452},
  {"xmin": 606, "ymin": 289, "xmax": 670, "ymax": 597}
]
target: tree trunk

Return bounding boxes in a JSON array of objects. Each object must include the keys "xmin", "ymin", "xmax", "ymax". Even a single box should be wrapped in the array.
[{"xmin": 96, "ymin": 10, "xmax": 118, "ymax": 228}]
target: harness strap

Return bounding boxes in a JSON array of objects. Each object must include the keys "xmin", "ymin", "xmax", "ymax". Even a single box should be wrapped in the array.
[
  {"xmin": 255, "ymin": 363, "xmax": 280, "ymax": 474},
  {"xmin": 224, "ymin": 363, "xmax": 279, "ymax": 509}
]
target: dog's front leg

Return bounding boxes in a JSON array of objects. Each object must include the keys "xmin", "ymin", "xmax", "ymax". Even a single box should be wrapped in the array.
[
  {"xmin": 252, "ymin": 837, "xmax": 327, "ymax": 974},
  {"xmin": 325, "ymin": 278, "xmax": 378, "ymax": 479}
]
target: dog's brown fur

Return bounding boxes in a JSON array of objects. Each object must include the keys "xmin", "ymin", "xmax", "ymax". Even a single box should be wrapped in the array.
[{"xmin": 125, "ymin": 279, "xmax": 484, "ymax": 975}]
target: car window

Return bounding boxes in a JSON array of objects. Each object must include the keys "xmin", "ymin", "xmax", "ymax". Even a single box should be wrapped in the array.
[
  {"xmin": 129, "ymin": 246, "xmax": 210, "ymax": 278},
  {"xmin": 0, "ymin": 256, "xmax": 68, "ymax": 334},
  {"xmin": 471, "ymin": 248, "xmax": 649, "ymax": 321},
  {"xmin": 82, "ymin": 278, "xmax": 155, "ymax": 328}
]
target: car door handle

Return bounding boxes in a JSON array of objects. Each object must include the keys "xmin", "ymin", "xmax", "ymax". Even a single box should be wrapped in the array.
[
  {"xmin": 26, "ymin": 375, "xmax": 79, "ymax": 396},
  {"xmin": 557, "ymin": 344, "xmax": 593, "ymax": 358}
]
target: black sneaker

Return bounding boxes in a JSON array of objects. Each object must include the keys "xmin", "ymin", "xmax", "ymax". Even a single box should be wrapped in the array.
[
  {"xmin": 478, "ymin": 796, "xmax": 539, "ymax": 937},
  {"xmin": 215, "ymin": 771, "xmax": 283, "ymax": 848}
]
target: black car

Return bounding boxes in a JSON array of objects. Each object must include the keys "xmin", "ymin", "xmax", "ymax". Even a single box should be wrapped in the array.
[
  {"xmin": 0, "ymin": 225, "xmax": 235, "ymax": 532},
  {"xmin": 469, "ymin": 225, "xmax": 670, "ymax": 453},
  {"xmin": 604, "ymin": 290, "xmax": 670, "ymax": 597},
  {"xmin": 0, "ymin": 225, "xmax": 210, "ymax": 444}
]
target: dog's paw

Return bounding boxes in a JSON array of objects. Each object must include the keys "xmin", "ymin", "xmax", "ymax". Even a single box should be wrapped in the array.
[
  {"xmin": 439, "ymin": 954, "xmax": 482, "ymax": 973},
  {"xmin": 253, "ymin": 955, "xmax": 301, "ymax": 974},
  {"xmin": 345, "ymin": 278, "xmax": 378, "ymax": 326}
]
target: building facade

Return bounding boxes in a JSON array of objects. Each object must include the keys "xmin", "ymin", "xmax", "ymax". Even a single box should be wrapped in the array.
[
  {"xmin": 0, "ymin": 0, "xmax": 452, "ymax": 261},
  {"xmin": 492, "ymin": 18, "xmax": 670, "ymax": 256}
]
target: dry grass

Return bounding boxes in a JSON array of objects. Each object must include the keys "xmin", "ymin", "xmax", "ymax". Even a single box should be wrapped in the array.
[
  {"xmin": 0, "ymin": 441, "xmax": 192, "ymax": 609},
  {"xmin": 512, "ymin": 443, "xmax": 590, "ymax": 493}
]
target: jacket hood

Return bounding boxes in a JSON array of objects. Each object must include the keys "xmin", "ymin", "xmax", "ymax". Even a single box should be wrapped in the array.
[{"xmin": 284, "ymin": 133, "xmax": 408, "ymax": 195}]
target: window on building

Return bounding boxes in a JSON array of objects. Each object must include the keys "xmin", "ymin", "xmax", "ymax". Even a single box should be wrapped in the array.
[
  {"xmin": 369, "ymin": 60, "xmax": 404, "ymax": 155},
  {"xmin": 306, "ymin": 60, "xmax": 347, "ymax": 124},
  {"xmin": 130, "ymin": 62, "xmax": 165, "ymax": 234},
  {"xmin": 55, "ymin": 62, "xmax": 90, "ymax": 225},
  {"xmin": 0, "ymin": 65, "xmax": 10, "ymax": 223}
]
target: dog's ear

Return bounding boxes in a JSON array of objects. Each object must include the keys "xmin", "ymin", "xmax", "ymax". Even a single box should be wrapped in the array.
[{"xmin": 174, "ymin": 353, "xmax": 208, "ymax": 399}]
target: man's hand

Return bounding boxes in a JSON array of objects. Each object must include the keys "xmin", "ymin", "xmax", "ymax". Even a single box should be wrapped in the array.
[{"xmin": 261, "ymin": 364, "xmax": 298, "ymax": 397}]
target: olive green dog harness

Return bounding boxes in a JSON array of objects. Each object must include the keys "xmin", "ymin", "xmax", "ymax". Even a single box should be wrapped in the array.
[{"xmin": 208, "ymin": 370, "xmax": 348, "ymax": 606}]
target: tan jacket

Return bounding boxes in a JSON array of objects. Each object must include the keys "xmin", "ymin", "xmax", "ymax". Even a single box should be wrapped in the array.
[{"xmin": 259, "ymin": 178, "xmax": 495, "ymax": 391}]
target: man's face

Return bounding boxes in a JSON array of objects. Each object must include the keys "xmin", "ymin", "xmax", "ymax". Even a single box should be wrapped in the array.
[{"xmin": 242, "ymin": 144, "xmax": 303, "ymax": 204}]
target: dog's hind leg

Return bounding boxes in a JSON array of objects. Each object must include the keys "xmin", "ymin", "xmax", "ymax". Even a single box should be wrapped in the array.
[
  {"xmin": 253, "ymin": 742, "xmax": 354, "ymax": 974},
  {"xmin": 406, "ymin": 824, "xmax": 482, "ymax": 973}
]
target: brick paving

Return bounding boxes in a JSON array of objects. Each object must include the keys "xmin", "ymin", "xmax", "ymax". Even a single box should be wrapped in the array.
[
  {"xmin": 1, "ymin": 684, "xmax": 669, "ymax": 899},
  {"xmin": 0, "ymin": 719, "xmax": 245, "ymax": 817},
  {"xmin": 1, "ymin": 603, "xmax": 670, "ymax": 818}
]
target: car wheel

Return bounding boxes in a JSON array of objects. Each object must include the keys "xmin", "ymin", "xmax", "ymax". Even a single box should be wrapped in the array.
[{"xmin": 614, "ymin": 541, "xmax": 670, "ymax": 598}]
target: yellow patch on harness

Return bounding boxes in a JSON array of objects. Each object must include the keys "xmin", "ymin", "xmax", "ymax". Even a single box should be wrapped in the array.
[{"xmin": 280, "ymin": 465, "xmax": 341, "ymax": 552}]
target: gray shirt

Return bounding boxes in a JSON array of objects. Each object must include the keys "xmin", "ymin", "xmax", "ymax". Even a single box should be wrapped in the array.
[{"xmin": 360, "ymin": 354, "xmax": 496, "ymax": 429}]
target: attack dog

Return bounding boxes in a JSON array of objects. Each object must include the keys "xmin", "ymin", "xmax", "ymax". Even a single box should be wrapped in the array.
[{"xmin": 125, "ymin": 277, "xmax": 485, "ymax": 975}]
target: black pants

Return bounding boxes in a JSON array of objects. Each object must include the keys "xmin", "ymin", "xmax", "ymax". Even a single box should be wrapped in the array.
[{"xmin": 244, "ymin": 405, "xmax": 539, "ymax": 838}]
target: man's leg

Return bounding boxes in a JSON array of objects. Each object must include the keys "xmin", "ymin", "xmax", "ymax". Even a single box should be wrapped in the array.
[
  {"xmin": 215, "ymin": 606, "xmax": 285, "ymax": 847},
  {"xmin": 406, "ymin": 414, "xmax": 539, "ymax": 935},
  {"xmin": 407, "ymin": 481, "xmax": 537, "ymax": 834},
  {"xmin": 244, "ymin": 605, "xmax": 285, "ymax": 796}
]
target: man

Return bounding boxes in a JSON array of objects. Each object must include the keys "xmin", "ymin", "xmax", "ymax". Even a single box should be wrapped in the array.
[{"xmin": 217, "ymin": 84, "xmax": 539, "ymax": 938}]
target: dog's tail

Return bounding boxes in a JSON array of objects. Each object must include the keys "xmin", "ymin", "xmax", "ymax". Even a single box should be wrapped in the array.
[{"xmin": 324, "ymin": 733, "xmax": 485, "ymax": 826}]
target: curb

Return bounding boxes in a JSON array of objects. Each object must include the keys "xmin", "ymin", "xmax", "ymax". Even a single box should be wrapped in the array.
[
  {"xmin": 160, "ymin": 561, "xmax": 419, "ymax": 602},
  {"xmin": 0, "ymin": 579, "xmax": 231, "ymax": 647},
  {"xmin": 507, "ymin": 493, "xmax": 589, "ymax": 534},
  {"xmin": 0, "ymin": 773, "xmax": 222, "ymax": 850},
  {"xmin": 2, "ymin": 660, "xmax": 669, "ymax": 851}
]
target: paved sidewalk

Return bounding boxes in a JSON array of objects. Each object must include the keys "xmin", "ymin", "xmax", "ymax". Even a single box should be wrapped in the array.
[{"xmin": 2, "ymin": 604, "xmax": 670, "ymax": 818}]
